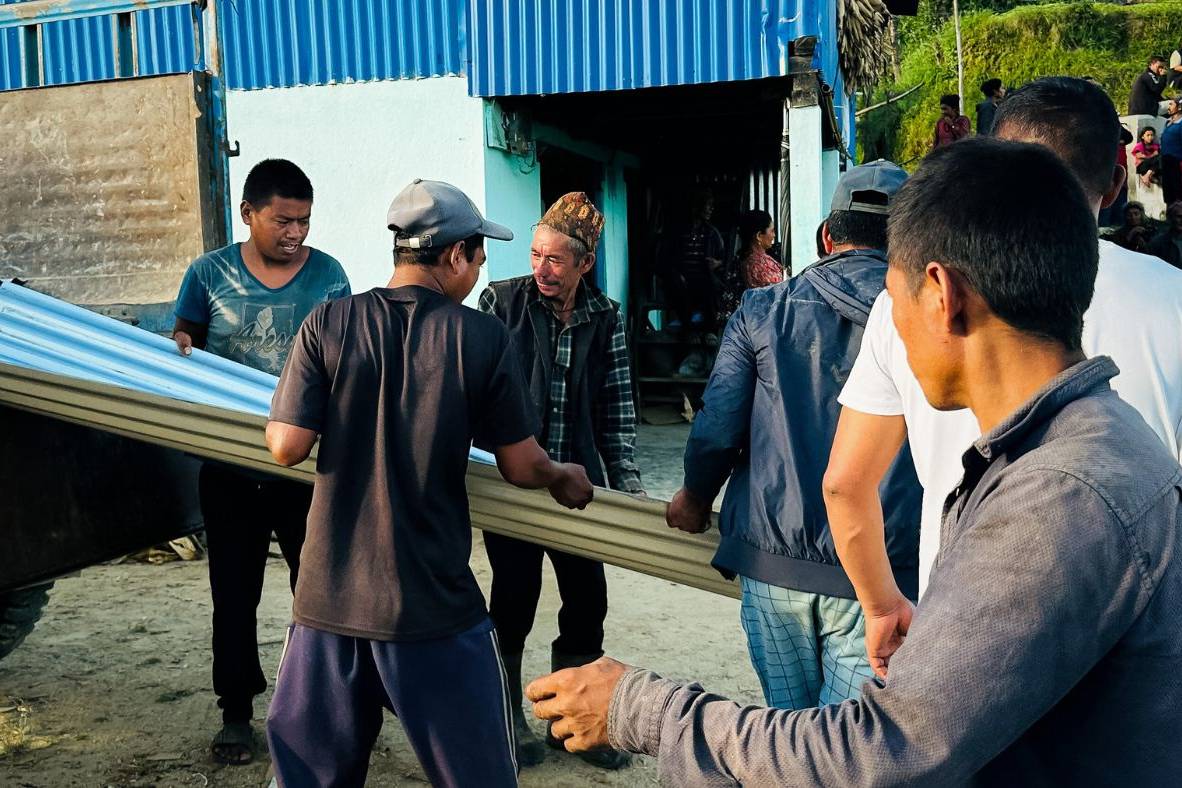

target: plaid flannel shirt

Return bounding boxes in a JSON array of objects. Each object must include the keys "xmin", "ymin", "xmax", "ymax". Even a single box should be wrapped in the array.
[{"xmin": 478, "ymin": 282, "xmax": 643, "ymax": 493}]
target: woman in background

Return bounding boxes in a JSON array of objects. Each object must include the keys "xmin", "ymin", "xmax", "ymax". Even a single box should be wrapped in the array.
[{"xmin": 717, "ymin": 209, "xmax": 782, "ymax": 326}]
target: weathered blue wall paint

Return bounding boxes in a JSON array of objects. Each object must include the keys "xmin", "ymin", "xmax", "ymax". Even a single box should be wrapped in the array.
[{"xmin": 482, "ymin": 136, "xmax": 542, "ymax": 285}]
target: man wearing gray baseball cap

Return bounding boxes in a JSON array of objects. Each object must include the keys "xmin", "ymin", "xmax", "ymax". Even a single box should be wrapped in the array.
[
  {"xmin": 664, "ymin": 160, "xmax": 922, "ymax": 713},
  {"xmin": 264, "ymin": 179, "xmax": 593, "ymax": 786}
]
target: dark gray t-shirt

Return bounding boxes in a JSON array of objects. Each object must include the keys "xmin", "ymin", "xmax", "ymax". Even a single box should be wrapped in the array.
[
  {"xmin": 174, "ymin": 243, "xmax": 350, "ymax": 374},
  {"xmin": 270, "ymin": 286, "xmax": 539, "ymax": 641}
]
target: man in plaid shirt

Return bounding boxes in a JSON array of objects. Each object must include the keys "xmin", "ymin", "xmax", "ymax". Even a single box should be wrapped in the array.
[{"xmin": 477, "ymin": 191, "xmax": 642, "ymax": 771}]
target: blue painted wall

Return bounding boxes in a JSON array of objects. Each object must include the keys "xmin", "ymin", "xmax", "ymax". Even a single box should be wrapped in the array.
[{"xmin": 482, "ymin": 141, "xmax": 542, "ymax": 286}]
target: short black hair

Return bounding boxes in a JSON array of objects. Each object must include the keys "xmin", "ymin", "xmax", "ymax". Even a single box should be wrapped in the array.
[
  {"xmin": 827, "ymin": 191, "xmax": 889, "ymax": 251},
  {"xmin": 980, "ymin": 78, "xmax": 1003, "ymax": 98},
  {"xmin": 1150, "ymin": 55, "xmax": 1166, "ymax": 66},
  {"xmin": 991, "ymin": 76, "xmax": 1119, "ymax": 196},
  {"xmin": 888, "ymin": 137, "xmax": 1097, "ymax": 352},
  {"xmin": 395, "ymin": 234, "xmax": 483, "ymax": 267},
  {"xmin": 242, "ymin": 159, "xmax": 314, "ymax": 206},
  {"xmin": 940, "ymin": 93, "xmax": 960, "ymax": 111}
]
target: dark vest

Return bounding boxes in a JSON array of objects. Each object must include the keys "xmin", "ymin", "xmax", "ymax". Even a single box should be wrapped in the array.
[{"xmin": 486, "ymin": 276, "xmax": 620, "ymax": 488}]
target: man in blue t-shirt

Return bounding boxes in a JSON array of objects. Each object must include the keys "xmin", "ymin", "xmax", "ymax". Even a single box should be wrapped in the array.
[{"xmin": 171, "ymin": 159, "xmax": 350, "ymax": 765}]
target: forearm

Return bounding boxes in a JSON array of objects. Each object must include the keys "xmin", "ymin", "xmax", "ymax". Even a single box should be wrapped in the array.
[
  {"xmin": 511, "ymin": 455, "xmax": 565, "ymax": 490},
  {"xmin": 608, "ymin": 669, "xmax": 900, "ymax": 787},
  {"xmin": 598, "ymin": 310, "xmax": 644, "ymax": 494},
  {"xmin": 681, "ymin": 415, "xmax": 745, "ymax": 501},
  {"xmin": 681, "ymin": 311, "xmax": 755, "ymax": 500},
  {"xmin": 496, "ymin": 438, "xmax": 567, "ymax": 490},
  {"xmin": 827, "ymin": 486, "xmax": 904, "ymax": 611},
  {"xmin": 597, "ymin": 421, "xmax": 643, "ymax": 492}
]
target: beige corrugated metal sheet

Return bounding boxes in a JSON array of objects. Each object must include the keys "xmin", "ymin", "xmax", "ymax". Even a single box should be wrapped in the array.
[
  {"xmin": 0, "ymin": 73, "xmax": 225, "ymax": 303},
  {"xmin": 0, "ymin": 362, "xmax": 735, "ymax": 599}
]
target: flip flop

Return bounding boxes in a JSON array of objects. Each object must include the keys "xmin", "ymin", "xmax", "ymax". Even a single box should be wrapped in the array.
[{"xmin": 211, "ymin": 721, "xmax": 254, "ymax": 765}]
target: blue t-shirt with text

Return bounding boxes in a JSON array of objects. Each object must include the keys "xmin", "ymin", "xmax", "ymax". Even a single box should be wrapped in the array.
[{"xmin": 174, "ymin": 243, "xmax": 351, "ymax": 374}]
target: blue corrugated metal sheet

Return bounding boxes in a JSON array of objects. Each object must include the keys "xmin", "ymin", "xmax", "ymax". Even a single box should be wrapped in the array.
[
  {"xmin": 220, "ymin": 0, "xmax": 467, "ymax": 90},
  {"xmin": 39, "ymin": 11, "xmax": 116, "ymax": 85},
  {"xmin": 0, "ymin": 10, "xmax": 20, "ymax": 88},
  {"xmin": 469, "ymin": 0, "xmax": 840, "ymax": 97},
  {"xmin": 0, "ymin": 0, "xmax": 199, "ymax": 90},
  {"xmin": 0, "ymin": 278, "xmax": 500, "ymax": 464},
  {"xmin": 0, "ymin": 279, "xmax": 276, "ymax": 414},
  {"xmin": 136, "ymin": 2, "xmax": 202, "ymax": 76},
  {"xmin": 0, "ymin": 0, "xmax": 466, "ymax": 92}
]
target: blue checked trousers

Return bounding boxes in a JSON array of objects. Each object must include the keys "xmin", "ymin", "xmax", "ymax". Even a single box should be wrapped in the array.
[{"xmin": 740, "ymin": 577, "xmax": 876, "ymax": 709}]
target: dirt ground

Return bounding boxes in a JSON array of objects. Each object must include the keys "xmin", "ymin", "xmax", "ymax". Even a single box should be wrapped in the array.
[{"xmin": 0, "ymin": 424, "xmax": 760, "ymax": 787}]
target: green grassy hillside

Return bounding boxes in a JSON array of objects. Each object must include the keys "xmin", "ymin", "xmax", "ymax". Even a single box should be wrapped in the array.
[{"xmin": 859, "ymin": 1, "xmax": 1182, "ymax": 164}]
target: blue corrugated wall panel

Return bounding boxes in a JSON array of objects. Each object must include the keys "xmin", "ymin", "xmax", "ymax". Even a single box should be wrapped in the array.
[
  {"xmin": 39, "ymin": 13, "xmax": 116, "ymax": 85},
  {"xmin": 219, "ymin": 0, "xmax": 467, "ymax": 90},
  {"xmin": 0, "ymin": 9, "xmax": 20, "ymax": 90},
  {"xmin": 0, "ymin": 0, "xmax": 198, "ymax": 90},
  {"xmin": 470, "ymin": 0, "xmax": 840, "ymax": 97},
  {"xmin": 136, "ymin": 3, "xmax": 202, "ymax": 76},
  {"xmin": 0, "ymin": 0, "xmax": 465, "ymax": 92}
]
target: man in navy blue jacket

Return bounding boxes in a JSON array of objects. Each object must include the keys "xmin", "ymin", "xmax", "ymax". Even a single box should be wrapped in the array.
[{"xmin": 666, "ymin": 161, "xmax": 922, "ymax": 710}]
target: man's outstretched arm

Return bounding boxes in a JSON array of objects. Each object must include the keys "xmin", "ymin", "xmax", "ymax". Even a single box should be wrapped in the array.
[
  {"xmin": 823, "ymin": 406, "xmax": 911, "ymax": 677},
  {"xmin": 667, "ymin": 305, "xmax": 757, "ymax": 533}
]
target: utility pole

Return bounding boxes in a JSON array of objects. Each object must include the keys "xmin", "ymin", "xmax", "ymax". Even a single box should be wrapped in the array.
[{"xmin": 953, "ymin": 0, "xmax": 965, "ymax": 105}]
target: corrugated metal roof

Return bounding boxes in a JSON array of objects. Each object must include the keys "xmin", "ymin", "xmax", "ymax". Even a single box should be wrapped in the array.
[
  {"xmin": 469, "ymin": 0, "xmax": 841, "ymax": 97},
  {"xmin": 1, "ymin": 0, "xmax": 846, "ymax": 105},
  {"xmin": 221, "ymin": 0, "xmax": 467, "ymax": 90},
  {"xmin": 0, "ymin": 278, "xmax": 735, "ymax": 598}
]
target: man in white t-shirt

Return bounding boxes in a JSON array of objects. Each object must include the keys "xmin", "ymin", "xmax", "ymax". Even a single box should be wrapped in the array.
[{"xmin": 823, "ymin": 76, "xmax": 1182, "ymax": 678}]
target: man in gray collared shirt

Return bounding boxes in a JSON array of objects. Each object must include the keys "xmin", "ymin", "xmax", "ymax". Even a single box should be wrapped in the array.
[{"xmin": 525, "ymin": 138, "xmax": 1182, "ymax": 785}]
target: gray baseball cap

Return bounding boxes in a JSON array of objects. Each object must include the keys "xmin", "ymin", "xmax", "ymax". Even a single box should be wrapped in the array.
[
  {"xmin": 830, "ymin": 160, "xmax": 908, "ymax": 216},
  {"xmin": 387, "ymin": 179, "xmax": 514, "ymax": 249}
]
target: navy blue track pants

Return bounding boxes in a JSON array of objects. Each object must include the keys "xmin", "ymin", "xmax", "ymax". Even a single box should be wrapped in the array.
[{"xmin": 266, "ymin": 618, "xmax": 518, "ymax": 787}]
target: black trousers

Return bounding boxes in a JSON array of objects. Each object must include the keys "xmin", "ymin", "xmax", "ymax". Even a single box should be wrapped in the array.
[
  {"xmin": 483, "ymin": 531, "xmax": 607, "ymax": 658},
  {"xmin": 1162, "ymin": 155, "xmax": 1182, "ymax": 206},
  {"xmin": 200, "ymin": 463, "xmax": 311, "ymax": 723}
]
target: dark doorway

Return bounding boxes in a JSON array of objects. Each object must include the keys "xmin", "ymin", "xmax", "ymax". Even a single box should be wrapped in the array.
[{"xmin": 539, "ymin": 146, "xmax": 607, "ymax": 290}]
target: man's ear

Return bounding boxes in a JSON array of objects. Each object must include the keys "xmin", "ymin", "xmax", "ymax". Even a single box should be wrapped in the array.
[
  {"xmin": 447, "ymin": 241, "xmax": 466, "ymax": 273},
  {"xmin": 1099, "ymin": 164, "xmax": 1126, "ymax": 209},
  {"xmin": 579, "ymin": 252, "xmax": 596, "ymax": 276},
  {"xmin": 240, "ymin": 200, "xmax": 253, "ymax": 225},
  {"xmin": 926, "ymin": 261, "xmax": 967, "ymax": 337},
  {"xmin": 821, "ymin": 222, "xmax": 836, "ymax": 255}
]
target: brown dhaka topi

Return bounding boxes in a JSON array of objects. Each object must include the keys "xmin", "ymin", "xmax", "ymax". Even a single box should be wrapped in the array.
[{"xmin": 539, "ymin": 191, "xmax": 605, "ymax": 253}]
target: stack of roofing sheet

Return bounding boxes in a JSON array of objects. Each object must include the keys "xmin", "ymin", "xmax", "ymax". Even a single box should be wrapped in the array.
[{"xmin": 0, "ymin": 280, "xmax": 732, "ymax": 598}]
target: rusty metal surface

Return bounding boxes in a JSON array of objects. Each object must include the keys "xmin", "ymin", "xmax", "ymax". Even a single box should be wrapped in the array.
[{"xmin": 0, "ymin": 72, "xmax": 223, "ymax": 303}]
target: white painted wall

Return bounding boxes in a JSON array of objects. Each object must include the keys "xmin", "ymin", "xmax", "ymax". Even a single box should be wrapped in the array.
[{"xmin": 225, "ymin": 77, "xmax": 492, "ymax": 296}]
